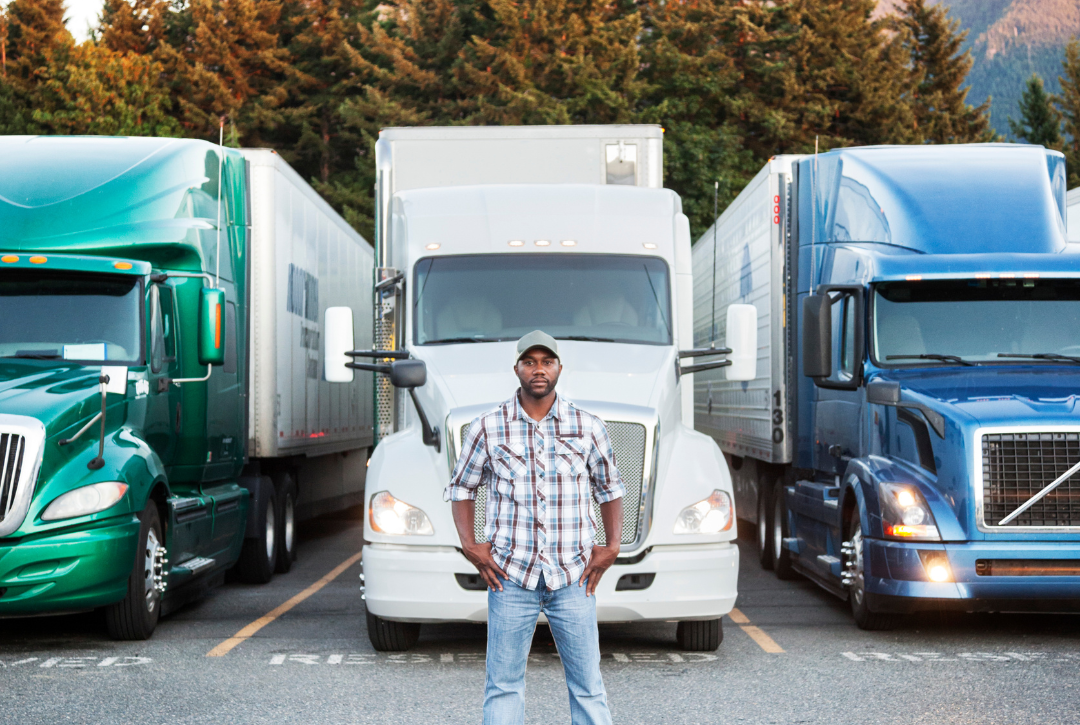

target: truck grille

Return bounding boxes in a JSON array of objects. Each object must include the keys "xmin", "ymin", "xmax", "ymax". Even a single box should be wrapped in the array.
[
  {"xmin": 0, "ymin": 433, "xmax": 26, "ymax": 523},
  {"xmin": 981, "ymin": 432, "xmax": 1080, "ymax": 527},
  {"xmin": 466, "ymin": 421, "xmax": 648, "ymax": 546}
]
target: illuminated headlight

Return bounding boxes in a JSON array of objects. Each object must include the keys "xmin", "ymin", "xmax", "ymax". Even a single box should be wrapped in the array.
[
  {"xmin": 918, "ymin": 550, "xmax": 953, "ymax": 582},
  {"xmin": 673, "ymin": 490, "xmax": 733, "ymax": 535},
  {"xmin": 369, "ymin": 491, "xmax": 434, "ymax": 535},
  {"xmin": 41, "ymin": 482, "xmax": 128, "ymax": 521},
  {"xmin": 879, "ymin": 482, "xmax": 940, "ymax": 541}
]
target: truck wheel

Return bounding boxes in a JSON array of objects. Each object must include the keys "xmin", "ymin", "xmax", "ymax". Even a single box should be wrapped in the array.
[
  {"xmin": 756, "ymin": 483, "xmax": 773, "ymax": 570},
  {"xmin": 845, "ymin": 511, "xmax": 899, "ymax": 631},
  {"xmin": 771, "ymin": 480, "xmax": 796, "ymax": 580},
  {"xmin": 235, "ymin": 483, "xmax": 277, "ymax": 584},
  {"xmin": 366, "ymin": 609, "xmax": 420, "ymax": 651},
  {"xmin": 275, "ymin": 473, "xmax": 298, "ymax": 574},
  {"xmin": 105, "ymin": 503, "xmax": 164, "ymax": 640},
  {"xmin": 676, "ymin": 618, "xmax": 722, "ymax": 651}
]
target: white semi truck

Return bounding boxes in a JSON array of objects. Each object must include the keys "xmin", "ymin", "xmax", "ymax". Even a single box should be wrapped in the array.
[{"xmin": 324, "ymin": 125, "xmax": 757, "ymax": 652}]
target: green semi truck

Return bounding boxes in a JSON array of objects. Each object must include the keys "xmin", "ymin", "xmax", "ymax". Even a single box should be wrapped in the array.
[{"xmin": 0, "ymin": 136, "xmax": 373, "ymax": 639}]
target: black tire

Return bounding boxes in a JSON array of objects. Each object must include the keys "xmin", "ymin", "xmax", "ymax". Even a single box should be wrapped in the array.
[
  {"xmin": 676, "ymin": 618, "xmax": 723, "ymax": 652},
  {"xmin": 845, "ymin": 510, "xmax": 901, "ymax": 631},
  {"xmin": 235, "ymin": 482, "xmax": 277, "ymax": 584},
  {"xmin": 274, "ymin": 473, "xmax": 298, "ymax": 574},
  {"xmin": 366, "ymin": 609, "xmax": 421, "ymax": 651},
  {"xmin": 756, "ymin": 482, "xmax": 773, "ymax": 570},
  {"xmin": 771, "ymin": 480, "xmax": 796, "ymax": 580},
  {"xmin": 105, "ymin": 503, "xmax": 164, "ymax": 640}
]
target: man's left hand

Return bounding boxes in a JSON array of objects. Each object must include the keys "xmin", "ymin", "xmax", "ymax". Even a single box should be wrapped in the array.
[{"xmin": 579, "ymin": 544, "xmax": 619, "ymax": 597}]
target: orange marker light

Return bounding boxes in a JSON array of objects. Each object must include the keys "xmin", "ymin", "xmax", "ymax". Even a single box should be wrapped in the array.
[
  {"xmin": 905, "ymin": 275, "xmax": 922, "ymax": 282},
  {"xmin": 113, "ymin": 261, "xmax": 133, "ymax": 270},
  {"xmin": 29, "ymin": 256, "xmax": 47, "ymax": 264},
  {"xmin": 215, "ymin": 304, "xmax": 222, "ymax": 349},
  {"xmin": 1, "ymin": 255, "xmax": 17, "ymax": 263}
]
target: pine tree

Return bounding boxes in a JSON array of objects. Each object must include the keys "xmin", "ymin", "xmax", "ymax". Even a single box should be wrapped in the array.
[
  {"xmin": 1056, "ymin": 39, "xmax": 1080, "ymax": 187},
  {"xmin": 1009, "ymin": 74, "xmax": 1062, "ymax": 147},
  {"xmin": 4, "ymin": 0, "xmax": 69, "ymax": 84},
  {"xmin": 99, "ymin": 0, "xmax": 171, "ymax": 55},
  {"xmin": 894, "ymin": 0, "xmax": 995, "ymax": 143}
]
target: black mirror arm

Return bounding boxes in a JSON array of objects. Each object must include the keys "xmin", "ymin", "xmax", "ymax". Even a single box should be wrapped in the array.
[
  {"xmin": 408, "ymin": 388, "xmax": 440, "ymax": 451},
  {"xmin": 346, "ymin": 349, "xmax": 411, "ymax": 360},
  {"xmin": 346, "ymin": 361, "xmax": 391, "ymax": 374},
  {"xmin": 679, "ymin": 359, "xmax": 733, "ymax": 376}
]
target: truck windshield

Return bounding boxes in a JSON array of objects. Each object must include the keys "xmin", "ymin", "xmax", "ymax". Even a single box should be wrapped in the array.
[
  {"xmin": 414, "ymin": 254, "xmax": 672, "ymax": 345},
  {"xmin": 873, "ymin": 278, "xmax": 1080, "ymax": 365},
  {"xmin": 0, "ymin": 270, "xmax": 142, "ymax": 364}
]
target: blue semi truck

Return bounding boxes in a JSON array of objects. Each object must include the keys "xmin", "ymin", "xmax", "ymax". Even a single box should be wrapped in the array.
[{"xmin": 693, "ymin": 143, "xmax": 1080, "ymax": 628}]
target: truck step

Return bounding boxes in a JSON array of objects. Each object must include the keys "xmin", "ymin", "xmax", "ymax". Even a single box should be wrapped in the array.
[
  {"xmin": 817, "ymin": 555, "xmax": 840, "ymax": 565},
  {"xmin": 176, "ymin": 557, "xmax": 216, "ymax": 575}
]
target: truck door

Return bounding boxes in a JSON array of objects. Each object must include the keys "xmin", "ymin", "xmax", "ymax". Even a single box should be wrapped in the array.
[
  {"xmin": 146, "ymin": 283, "xmax": 182, "ymax": 466},
  {"xmin": 796, "ymin": 291, "xmax": 862, "ymax": 578}
]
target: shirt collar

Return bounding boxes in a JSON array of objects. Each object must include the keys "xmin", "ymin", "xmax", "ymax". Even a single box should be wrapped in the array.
[{"xmin": 511, "ymin": 389, "xmax": 563, "ymax": 423}]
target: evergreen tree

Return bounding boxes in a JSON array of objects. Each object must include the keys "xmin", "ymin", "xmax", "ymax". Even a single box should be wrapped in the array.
[
  {"xmin": 99, "ymin": 0, "xmax": 170, "ymax": 55},
  {"xmin": 1009, "ymin": 74, "xmax": 1062, "ymax": 147},
  {"xmin": 4, "ymin": 0, "xmax": 69, "ymax": 84},
  {"xmin": 894, "ymin": 0, "xmax": 995, "ymax": 143},
  {"xmin": 1056, "ymin": 38, "xmax": 1080, "ymax": 187}
]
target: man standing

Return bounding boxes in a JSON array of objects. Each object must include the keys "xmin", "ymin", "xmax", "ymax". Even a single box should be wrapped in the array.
[{"xmin": 444, "ymin": 330, "xmax": 625, "ymax": 725}]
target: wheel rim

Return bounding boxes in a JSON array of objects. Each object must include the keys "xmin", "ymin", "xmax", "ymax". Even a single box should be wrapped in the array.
[
  {"xmin": 143, "ymin": 527, "xmax": 162, "ymax": 612},
  {"xmin": 283, "ymin": 495, "xmax": 295, "ymax": 555},
  {"xmin": 265, "ymin": 504, "xmax": 276, "ymax": 560},
  {"xmin": 847, "ymin": 526, "xmax": 867, "ymax": 607},
  {"xmin": 757, "ymin": 494, "xmax": 768, "ymax": 554},
  {"xmin": 773, "ymin": 493, "xmax": 784, "ymax": 561}
]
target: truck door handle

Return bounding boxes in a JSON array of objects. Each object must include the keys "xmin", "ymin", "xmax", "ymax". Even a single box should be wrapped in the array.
[
  {"xmin": 157, "ymin": 377, "xmax": 172, "ymax": 393},
  {"xmin": 828, "ymin": 444, "xmax": 851, "ymax": 461}
]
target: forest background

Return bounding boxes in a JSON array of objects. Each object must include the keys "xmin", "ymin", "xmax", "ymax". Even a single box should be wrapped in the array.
[{"xmin": 0, "ymin": 0, "xmax": 1073, "ymax": 240}]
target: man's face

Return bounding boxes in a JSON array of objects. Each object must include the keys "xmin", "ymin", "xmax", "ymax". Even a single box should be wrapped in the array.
[{"xmin": 514, "ymin": 347, "xmax": 562, "ymax": 398}]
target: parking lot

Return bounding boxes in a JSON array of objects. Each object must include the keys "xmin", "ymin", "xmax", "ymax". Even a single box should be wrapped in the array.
[{"xmin": 1, "ymin": 507, "xmax": 1078, "ymax": 725}]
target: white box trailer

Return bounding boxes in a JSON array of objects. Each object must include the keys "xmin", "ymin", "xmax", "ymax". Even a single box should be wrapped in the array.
[
  {"xmin": 324, "ymin": 125, "xmax": 758, "ymax": 654},
  {"xmin": 243, "ymin": 149, "xmax": 375, "ymax": 519},
  {"xmin": 1068, "ymin": 186, "xmax": 1080, "ymax": 241}
]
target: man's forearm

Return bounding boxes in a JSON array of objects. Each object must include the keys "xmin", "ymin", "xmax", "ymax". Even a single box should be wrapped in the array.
[
  {"xmin": 598, "ymin": 498, "xmax": 624, "ymax": 552},
  {"xmin": 451, "ymin": 499, "xmax": 476, "ymax": 547}
]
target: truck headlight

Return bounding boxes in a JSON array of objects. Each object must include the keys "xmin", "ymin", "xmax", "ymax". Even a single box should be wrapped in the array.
[
  {"xmin": 369, "ymin": 491, "xmax": 434, "ymax": 535},
  {"xmin": 879, "ymin": 482, "xmax": 940, "ymax": 540},
  {"xmin": 673, "ymin": 490, "xmax": 733, "ymax": 534},
  {"xmin": 41, "ymin": 482, "xmax": 129, "ymax": 521}
]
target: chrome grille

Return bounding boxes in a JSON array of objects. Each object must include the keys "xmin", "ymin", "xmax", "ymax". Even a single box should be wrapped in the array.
[
  {"xmin": 982, "ymin": 432, "xmax": 1080, "ymax": 527},
  {"xmin": 465, "ymin": 421, "xmax": 647, "ymax": 546},
  {"xmin": 0, "ymin": 433, "xmax": 25, "ymax": 522}
]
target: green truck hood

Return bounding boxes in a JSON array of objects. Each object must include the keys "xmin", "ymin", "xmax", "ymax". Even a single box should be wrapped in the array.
[{"xmin": 0, "ymin": 360, "xmax": 109, "ymax": 441}]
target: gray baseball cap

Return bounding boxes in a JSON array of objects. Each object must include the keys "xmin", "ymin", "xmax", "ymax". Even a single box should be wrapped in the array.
[{"xmin": 516, "ymin": 330, "xmax": 559, "ymax": 362}]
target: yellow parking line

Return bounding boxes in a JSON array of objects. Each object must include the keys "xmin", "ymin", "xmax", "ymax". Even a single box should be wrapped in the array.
[
  {"xmin": 206, "ymin": 550, "xmax": 363, "ymax": 657},
  {"xmin": 728, "ymin": 607, "xmax": 784, "ymax": 653}
]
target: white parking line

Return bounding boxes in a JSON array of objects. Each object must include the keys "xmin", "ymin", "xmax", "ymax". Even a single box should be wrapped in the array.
[
  {"xmin": 266, "ymin": 652, "xmax": 719, "ymax": 666},
  {"xmin": 842, "ymin": 651, "xmax": 1079, "ymax": 663}
]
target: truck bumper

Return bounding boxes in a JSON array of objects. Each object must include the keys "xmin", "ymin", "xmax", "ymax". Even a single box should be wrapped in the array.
[
  {"xmin": 363, "ymin": 541, "xmax": 739, "ymax": 623},
  {"xmin": 864, "ymin": 538, "xmax": 1080, "ymax": 613},
  {"xmin": 0, "ymin": 516, "xmax": 139, "ymax": 615}
]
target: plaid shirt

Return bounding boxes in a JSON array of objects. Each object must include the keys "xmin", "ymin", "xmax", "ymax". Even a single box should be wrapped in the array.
[{"xmin": 444, "ymin": 391, "xmax": 625, "ymax": 591}]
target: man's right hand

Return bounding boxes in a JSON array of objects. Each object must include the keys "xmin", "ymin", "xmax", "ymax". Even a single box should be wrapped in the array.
[{"xmin": 461, "ymin": 541, "xmax": 509, "ymax": 592}]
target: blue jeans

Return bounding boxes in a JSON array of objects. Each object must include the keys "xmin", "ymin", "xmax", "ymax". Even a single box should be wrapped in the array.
[{"xmin": 484, "ymin": 574, "xmax": 612, "ymax": 725}]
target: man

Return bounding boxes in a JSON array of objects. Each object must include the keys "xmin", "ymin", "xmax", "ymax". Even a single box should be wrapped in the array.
[{"xmin": 444, "ymin": 330, "xmax": 625, "ymax": 725}]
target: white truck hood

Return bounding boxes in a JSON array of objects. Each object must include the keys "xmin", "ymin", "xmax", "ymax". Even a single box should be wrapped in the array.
[{"xmin": 412, "ymin": 340, "xmax": 672, "ymax": 411}]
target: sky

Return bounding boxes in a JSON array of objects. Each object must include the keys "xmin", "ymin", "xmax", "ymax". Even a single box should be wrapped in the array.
[{"xmin": 65, "ymin": 0, "xmax": 104, "ymax": 42}]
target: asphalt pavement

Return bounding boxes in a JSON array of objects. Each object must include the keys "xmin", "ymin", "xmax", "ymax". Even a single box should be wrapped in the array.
[{"xmin": 1, "ymin": 508, "xmax": 1078, "ymax": 725}]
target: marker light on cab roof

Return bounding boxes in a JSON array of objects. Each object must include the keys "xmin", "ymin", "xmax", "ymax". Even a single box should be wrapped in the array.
[
  {"xmin": 643, "ymin": 243, "xmax": 657, "ymax": 250},
  {"xmin": 508, "ymin": 240, "xmax": 525, "ymax": 247},
  {"xmin": 425, "ymin": 243, "xmax": 440, "ymax": 250},
  {"xmin": 534, "ymin": 240, "xmax": 551, "ymax": 247},
  {"xmin": 29, "ymin": 256, "xmax": 47, "ymax": 264},
  {"xmin": 1, "ymin": 255, "xmax": 16, "ymax": 263}
]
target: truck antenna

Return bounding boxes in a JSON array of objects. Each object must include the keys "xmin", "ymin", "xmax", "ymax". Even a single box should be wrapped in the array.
[
  {"xmin": 215, "ymin": 118, "xmax": 224, "ymax": 290},
  {"xmin": 811, "ymin": 136, "xmax": 818, "ymax": 290},
  {"xmin": 711, "ymin": 180, "xmax": 719, "ymax": 344}
]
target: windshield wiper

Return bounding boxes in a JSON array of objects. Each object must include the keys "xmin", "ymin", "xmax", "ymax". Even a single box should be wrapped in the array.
[
  {"xmin": 558, "ymin": 336, "xmax": 619, "ymax": 343},
  {"xmin": 424, "ymin": 337, "xmax": 502, "ymax": 345},
  {"xmin": 5, "ymin": 350, "xmax": 62, "ymax": 360},
  {"xmin": 886, "ymin": 354, "xmax": 975, "ymax": 367},
  {"xmin": 998, "ymin": 353, "xmax": 1080, "ymax": 365}
]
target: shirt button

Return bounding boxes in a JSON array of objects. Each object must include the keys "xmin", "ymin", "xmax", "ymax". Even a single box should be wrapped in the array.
[{"xmin": 539, "ymin": 472, "xmax": 545, "ymax": 478}]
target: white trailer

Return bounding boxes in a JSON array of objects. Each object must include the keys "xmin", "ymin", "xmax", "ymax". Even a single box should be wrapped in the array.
[
  {"xmin": 325, "ymin": 125, "xmax": 757, "ymax": 653},
  {"xmin": 243, "ymin": 149, "xmax": 375, "ymax": 521},
  {"xmin": 1068, "ymin": 186, "xmax": 1080, "ymax": 241}
]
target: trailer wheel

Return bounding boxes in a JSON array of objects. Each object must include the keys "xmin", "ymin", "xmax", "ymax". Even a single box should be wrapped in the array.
[
  {"xmin": 845, "ymin": 511, "xmax": 900, "ymax": 631},
  {"xmin": 366, "ymin": 609, "xmax": 421, "ymax": 651},
  {"xmin": 771, "ymin": 480, "xmax": 796, "ymax": 580},
  {"xmin": 105, "ymin": 503, "xmax": 164, "ymax": 641},
  {"xmin": 275, "ymin": 473, "xmax": 298, "ymax": 574},
  {"xmin": 676, "ymin": 618, "xmax": 722, "ymax": 652},
  {"xmin": 756, "ymin": 483, "xmax": 773, "ymax": 570},
  {"xmin": 235, "ymin": 482, "xmax": 277, "ymax": 584}
]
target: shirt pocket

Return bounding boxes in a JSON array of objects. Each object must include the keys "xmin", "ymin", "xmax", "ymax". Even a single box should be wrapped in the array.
[
  {"xmin": 490, "ymin": 442, "xmax": 529, "ymax": 482},
  {"xmin": 553, "ymin": 437, "xmax": 588, "ymax": 479}
]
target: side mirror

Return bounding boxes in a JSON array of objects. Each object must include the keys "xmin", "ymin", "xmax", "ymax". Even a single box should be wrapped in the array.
[
  {"xmin": 198, "ymin": 288, "xmax": 226, "ymax": 366},
  {"xmin": 802, "ymin": 294, "xmax": 832, "ymax": 378},
  {"xmin": 724, "ymin": 304, "xmax": 758, "ymax": 381},
  {"xmin": 324, "ymin": 306, "xmax": 355, "ymax": 383},
  {"xmin": 389, "ymin": 359, "xmax": 427, "ymax": 389}
]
